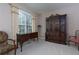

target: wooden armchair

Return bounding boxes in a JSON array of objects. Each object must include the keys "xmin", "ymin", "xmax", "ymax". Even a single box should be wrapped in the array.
[
  {"xmin": 68, "ymin": 30, "xmax": 79, "ymax": 50},
  {"xmin": 0, "ymin": 31, "xmax": 17, "ymax": 55}
]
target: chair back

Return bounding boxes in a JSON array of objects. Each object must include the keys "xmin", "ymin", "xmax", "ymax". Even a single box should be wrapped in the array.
[
  {"xmin": 75, "ymin": 30, "xmax": 79, "ymax": 36},
  {"xmin": 75, "ymin": 30, "xmax": 79, "ymax": 41},
  {"xmin": 0, "ymin": 31, "xmax": 8, "ymax": 53},
  {"xmin": 0, "ymin": 31, "xmax": 8, "ymax": 43}
]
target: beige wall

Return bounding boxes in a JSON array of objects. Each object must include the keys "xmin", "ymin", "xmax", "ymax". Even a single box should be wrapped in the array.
[
  {"xmin": 0, "ymin": 3, "xmax": 12, "ymax": 39},
  {"xmin": 37, "ymin": 5, "xmax": 79, "ymax": 40}
]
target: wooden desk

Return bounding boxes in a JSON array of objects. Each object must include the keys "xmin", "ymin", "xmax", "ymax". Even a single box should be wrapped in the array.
[{"xmin": 17, "ymin": 32, "xmax": 38, "ymax": 52}]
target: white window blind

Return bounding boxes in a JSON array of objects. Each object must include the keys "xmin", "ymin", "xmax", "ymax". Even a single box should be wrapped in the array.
[{"xmin": 18, "ymin": 10, "xmax": 32, "ymax": 34}]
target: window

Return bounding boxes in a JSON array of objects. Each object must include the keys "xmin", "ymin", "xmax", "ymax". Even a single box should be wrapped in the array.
[{"xmin": 18, "ymin": 10, "xmax": 32, "ymax": 34}]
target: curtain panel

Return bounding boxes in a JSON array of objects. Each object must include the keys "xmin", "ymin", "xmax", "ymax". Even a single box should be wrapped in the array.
[{"xmin": 10, "ymin": 4, "xmax": 19, "ymax": 41}]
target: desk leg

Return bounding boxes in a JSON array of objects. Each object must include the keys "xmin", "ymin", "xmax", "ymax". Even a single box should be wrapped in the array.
[
  {"xmin": 20, "ymin": 42, "xmax": 23, "ymax": 52},
  {"xmin": 17, "ymin": 40, "xmax": 18, "ymax": 48}
]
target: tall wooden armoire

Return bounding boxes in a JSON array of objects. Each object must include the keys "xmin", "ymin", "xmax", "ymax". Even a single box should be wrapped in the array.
[{"xmin": 45, "ymin": 14, "xmax": 67, "ymax": 44}]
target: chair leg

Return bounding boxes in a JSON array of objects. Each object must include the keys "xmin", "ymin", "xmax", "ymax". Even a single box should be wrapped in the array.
[
  {"xmin": 20, "ymin": 43, "xmax": 23, "ymax": 52},
  {"xmin": 78, "ymin": 45, "xmax": 79, "ymax": 51}
]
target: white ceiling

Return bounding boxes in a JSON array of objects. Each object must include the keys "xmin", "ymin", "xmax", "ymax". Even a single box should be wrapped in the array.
[{"xmin": 17, "ymin": 3, "xmax": 79, "ymax": 14}]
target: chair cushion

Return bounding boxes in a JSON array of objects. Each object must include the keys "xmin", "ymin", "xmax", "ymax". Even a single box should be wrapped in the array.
[
  {"xmin": 0, "ymin": 44, "xmax": 15, "ymax": 54},
  {"xmin": 0, "ymin": 42, "xmax": 7, "ymax": 54},
  {"xmin": 7, "ymin": 44, "xmax": 15, "ymax": 50}
]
